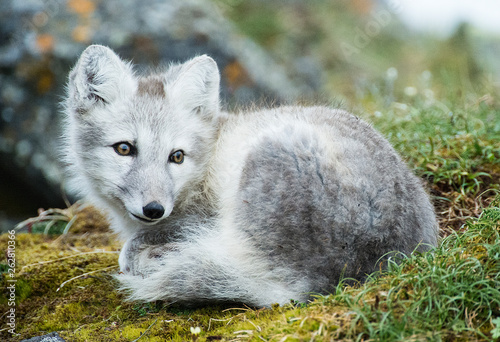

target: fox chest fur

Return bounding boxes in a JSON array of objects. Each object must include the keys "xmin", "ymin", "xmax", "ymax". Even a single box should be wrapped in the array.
[{"xmin": 63, "ymin": 45, "xmax": 438, "ymax": 307}]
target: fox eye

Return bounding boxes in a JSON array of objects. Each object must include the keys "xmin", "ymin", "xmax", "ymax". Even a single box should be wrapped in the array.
[
  {"xmin": 169, "ymin": 150, "xmax": 184, "ymax": 164},
  {"xmin": 112, "ymin": 142, "xmax": 136, "ymax": 156}
]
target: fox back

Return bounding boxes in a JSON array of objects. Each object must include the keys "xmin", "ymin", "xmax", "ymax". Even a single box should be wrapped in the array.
[{"xmin": 62, "ymin": 45, "xmax": 438, "ymax": 307}]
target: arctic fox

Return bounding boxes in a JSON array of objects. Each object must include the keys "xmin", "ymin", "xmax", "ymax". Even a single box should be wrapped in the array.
[{"xmin": 63, "ymin": 45, "xmax": 437, "ymax": 307}]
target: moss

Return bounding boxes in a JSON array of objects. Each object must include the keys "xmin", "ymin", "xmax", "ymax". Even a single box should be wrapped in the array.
[
  {"xmin": 14, "ymin": 279, "xmax": 32, "ymax": 303},
  {"xmin": 0, "ymin": 221, "xmax": 123, "ymax": 341}
]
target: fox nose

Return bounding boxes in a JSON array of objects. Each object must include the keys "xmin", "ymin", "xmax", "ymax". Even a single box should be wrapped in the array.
[{"xmin": 142, "ymin": 201, "xmax": 165, "ymax": 220}]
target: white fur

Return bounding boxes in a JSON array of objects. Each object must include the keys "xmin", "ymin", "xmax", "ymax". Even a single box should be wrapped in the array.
[{"xmin": 63, "ymin": 45, "xmax": 438, "ymax": 307}]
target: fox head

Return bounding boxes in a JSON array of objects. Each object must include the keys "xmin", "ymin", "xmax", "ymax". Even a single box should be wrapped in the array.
[{"xmin": 63, "ymin": 45, "xmax": 220, "ymax": 236}]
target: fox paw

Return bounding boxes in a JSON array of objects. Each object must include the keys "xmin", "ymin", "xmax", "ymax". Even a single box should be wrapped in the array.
[{"xmin": 119, "ymin": 236, "xmax": 177, "ymax": 276}]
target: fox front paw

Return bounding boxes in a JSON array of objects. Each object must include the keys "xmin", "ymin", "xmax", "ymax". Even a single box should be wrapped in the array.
[{"xmin": 119, "ymin": 237, "xmax": 177, "ymax": 276}]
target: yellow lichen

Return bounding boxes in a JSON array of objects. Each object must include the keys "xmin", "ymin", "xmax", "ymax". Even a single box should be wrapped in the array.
[{"xmin": 67, "ymin": 0, "xmax": 96, "ymax": 17}]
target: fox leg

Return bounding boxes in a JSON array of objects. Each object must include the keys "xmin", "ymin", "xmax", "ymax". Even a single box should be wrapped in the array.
[{"xmin": 118, "ymin": 231, "xmax": 179, "ymax": 276}]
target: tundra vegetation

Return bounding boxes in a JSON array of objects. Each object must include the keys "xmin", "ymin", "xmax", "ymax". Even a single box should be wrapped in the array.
[{"xmin": 1, "ymin": 1, "xmax": 499, "ymax": 341}]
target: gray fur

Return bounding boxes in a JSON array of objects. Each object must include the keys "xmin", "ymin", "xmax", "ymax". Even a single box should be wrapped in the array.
[
  {"xmin": 236, "ymin": 111, "xmax": 435, "ymax": 293},
  {"xmin": 62, "ymin": 45, "xmax": 438, "ymax": 307}
]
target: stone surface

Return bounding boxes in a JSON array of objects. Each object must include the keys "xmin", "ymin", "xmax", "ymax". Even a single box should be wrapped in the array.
[
  {"xmin": 21, "ymin": 332, "xmax": 66, "ymax": 342},
  {"xmin": 0, "ymin": 0, "xmax": 320, "ymax": 230}
]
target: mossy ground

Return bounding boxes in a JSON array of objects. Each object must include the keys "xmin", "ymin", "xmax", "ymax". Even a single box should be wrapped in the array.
[{"xmin": 1, "ymin": 198, "xmax": 499, "ymax": 341}]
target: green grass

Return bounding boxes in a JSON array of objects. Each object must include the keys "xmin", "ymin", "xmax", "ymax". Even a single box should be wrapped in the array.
[{"xmin": 367, "ymin": 83, "xmax": 500, "ymax": 193}]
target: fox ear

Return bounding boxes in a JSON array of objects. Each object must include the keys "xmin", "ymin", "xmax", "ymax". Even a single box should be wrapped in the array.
[
  {"xmin": 67, "ymin": 45, "xmax": 135, "ymax": 114},
  {"xmin": 171, "ymin": 55, "xmax": 220, "ymax": 118}
]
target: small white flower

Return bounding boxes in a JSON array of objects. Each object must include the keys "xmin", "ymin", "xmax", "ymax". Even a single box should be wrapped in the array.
[
  {"xmin": 386, "ymin": 67, "xmax": 398, "ymax": 80},
  {"xmin": 190, "ymin": 326, "xmax": 201, "ymax": 335},
  {"xmin": 421, "ymin": 70, "xmax": 432, "ymax": 82},
  {"xmin": 404, "ymin": 86, "xmax": 418, "ymax": 97}
]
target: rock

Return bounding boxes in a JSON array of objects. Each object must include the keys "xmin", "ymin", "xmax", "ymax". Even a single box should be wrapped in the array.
[
  {"xmin": 21, "ymin": 332, "xmax": 66, "ymax": 342},
  {"xmin": 0, "ymin": 0, "xmax": 320, "ymax": 230}
]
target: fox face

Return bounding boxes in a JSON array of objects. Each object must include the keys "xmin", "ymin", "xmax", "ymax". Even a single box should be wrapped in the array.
[{"xmin": 64, "ymin": 45, "xmax": 220, "ymax": 229}]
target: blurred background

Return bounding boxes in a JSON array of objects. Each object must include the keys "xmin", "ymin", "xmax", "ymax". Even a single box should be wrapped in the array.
[{"xmin": 1, "ymin": 0, "xmax": 499, "ymax": 232}]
